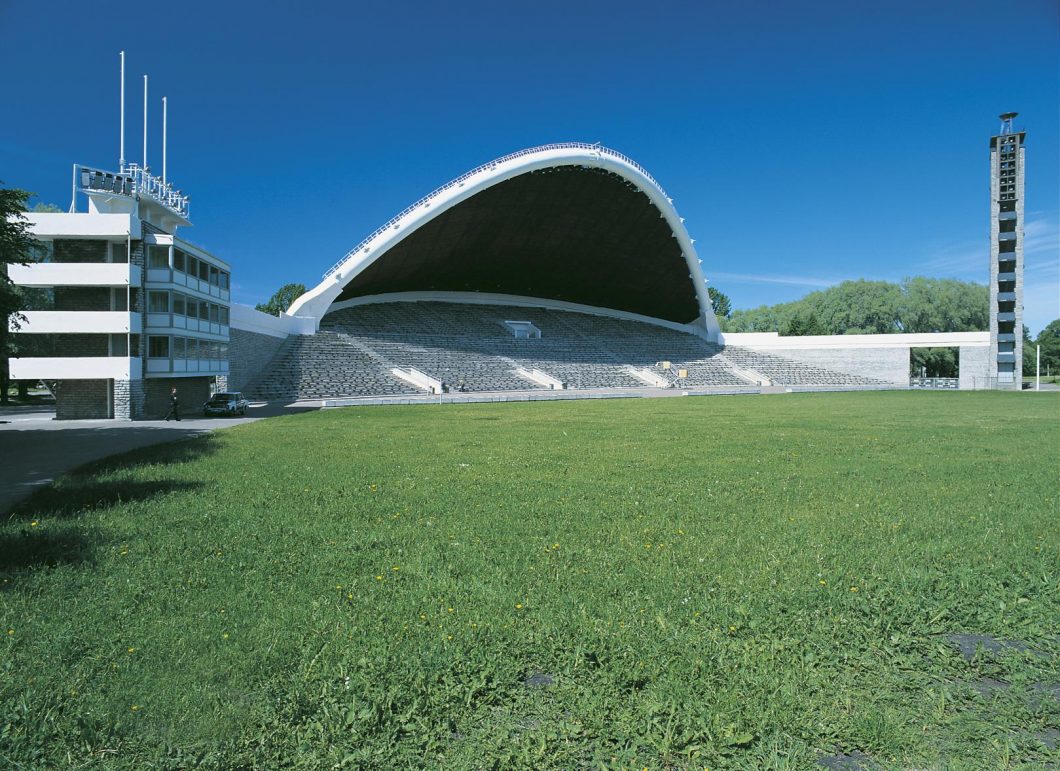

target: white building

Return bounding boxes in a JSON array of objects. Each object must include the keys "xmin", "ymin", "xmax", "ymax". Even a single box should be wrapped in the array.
[{"xmin": 9, "ymin": 163, "xmax": 231, "ymax": 419}]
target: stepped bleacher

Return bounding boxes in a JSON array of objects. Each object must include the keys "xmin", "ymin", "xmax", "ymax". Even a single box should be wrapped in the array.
[{"xmin": 243, "ymin": 301, "xmax": 887, "ymax": 401}]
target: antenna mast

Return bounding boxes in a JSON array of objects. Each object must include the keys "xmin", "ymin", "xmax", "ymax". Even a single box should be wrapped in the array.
[
  {"xmin": 119, "ymin": 51, "xmax": 126, "ymax": 170},
  {"xmin": 142, "ymin": 75, "xmax": 148, "ymax": 170},
  {"xmin": 162, "ymin": 96, "xmax": 167, "ymax": 184}
]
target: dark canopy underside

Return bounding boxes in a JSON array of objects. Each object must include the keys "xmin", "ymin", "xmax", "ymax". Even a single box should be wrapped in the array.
[{"xmin": 333, "ymin": 166, "xmax": 701, "ymax": 323}]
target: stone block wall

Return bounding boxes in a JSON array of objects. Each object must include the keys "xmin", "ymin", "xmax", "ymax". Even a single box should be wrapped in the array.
[
  {"xmin": 958, "ymin": 345, "xmax": 992, "ymax": 390},
  {"xmin": 754, "ymin": 346, "xmax": 910, "ymax": 386},
  {"xmin": 228, "ymin": 328, "xmax": 288, "ymax": 392}
]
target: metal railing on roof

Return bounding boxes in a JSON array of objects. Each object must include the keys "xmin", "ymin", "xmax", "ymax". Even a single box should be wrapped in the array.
[
  {"xmin": 76, "ymin": 163, "xmax": 189, "ymax": 219},
  {"xmin": 322, "ymin": 143, "xmax": 665, "ymax": 279}
]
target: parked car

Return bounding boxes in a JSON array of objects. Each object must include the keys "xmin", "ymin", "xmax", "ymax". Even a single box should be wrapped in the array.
[{"xmin": 203, "ymin": 391, "xmax": 249, "ymax": 417}]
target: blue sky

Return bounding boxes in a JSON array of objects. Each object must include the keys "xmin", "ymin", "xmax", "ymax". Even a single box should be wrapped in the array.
[{"xmin": 2, "ymin": 0, "xmax": 1057, "ymax": 332}]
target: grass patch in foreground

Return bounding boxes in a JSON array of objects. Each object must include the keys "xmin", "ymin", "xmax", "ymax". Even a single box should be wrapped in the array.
[{"xmin": 1, "ymin": 391, "xmax": 1058, "ymax": 768}]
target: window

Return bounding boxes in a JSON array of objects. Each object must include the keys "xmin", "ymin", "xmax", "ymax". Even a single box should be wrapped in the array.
[
  {"xmin": 186, "ymin": 256, "xmax": 198, "ymax": 279},
  {"xmin": 199, "ymin": 301, "xmax": 209, "ymax": 321},
  {"xmin": 172, "ymin": 295, "xmax": 185, "ymax": 316},
  {"xmin": 219, "ymin": 343, "xmax": 229, "ymax": 360},
  {"xmin": 198, "ymin": 260, "xmax": 209, "ymax": 281},
  {"xmin": 209, "ymin": 266, "xmax": 219, "ymax": 286},
  {"xmin": 148, "ymin": 291, "xmax": 170, "ymax": 313},
  {"xmin": 219, "ymin": 271, "xmax": 230, "ymax": 290},
  {"xmin": 173, "ymin": 250, "xmax": 185, "ymax": 273},
  {"xmin": 147, "ymin": 245, "xmax": 170, "ymax": 269},
  {"xmin": 185, "ymin": 298, "xmax": 198, "ymax": 319},
  {"xmin": 172, "ymin": 337, "xmax": 186, "ymax": 360},
  {"xmin": 148, "ymin": 336, "xmax": 170, "ymax": 358},
  {"xmin": 220, "ymin": 307, "xmax": 229, "ymax": 326},
  {"xmin": 210, "ymin": 305, "xmax": 220, "ymax": 323}
]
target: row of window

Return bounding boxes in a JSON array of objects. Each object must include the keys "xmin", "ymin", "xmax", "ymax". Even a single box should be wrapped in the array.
[
  {"xmin": 147, "ymin": 335, "xmax": 229, "ymax": 360},
  {"xmin": 146, "ymin": 245, "xmax": 231, "ymax": 289},
  {"xmin": 147, "ymin": 290, "xmax": 230, "ymax": 325}
]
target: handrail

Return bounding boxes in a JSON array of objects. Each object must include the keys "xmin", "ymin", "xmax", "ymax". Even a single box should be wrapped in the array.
[
  {"xmin": 321, "ymin": 143, "xmax": 667, "ymax": 279},
  {"xmin": 77, "ymin": 163, "xmax": 190, "ymax": 219}
]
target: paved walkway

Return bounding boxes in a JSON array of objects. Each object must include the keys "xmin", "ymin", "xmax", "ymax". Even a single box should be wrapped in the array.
[{"xmin": 0, "ymin": 403, "xmax": 316, "ymax": 514}]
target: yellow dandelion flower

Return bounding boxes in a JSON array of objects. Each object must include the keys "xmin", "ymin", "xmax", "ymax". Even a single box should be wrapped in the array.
[
  {"xmin": 127, "ymin": 647, "xmax": 136, "ymax": 653},
  {"xmin": 420, "ymin": 614, "xmax": 427, "ymax": 620},
  {"xmin": 849, "ymin": 587, "xmax": 858, "ymax": 593},
  {"xmin": 30, "ymin": 521, "xmax": 38, "ymax": 527},
  {"xmin": 391, "ymin": 566, "xmax": 400, "ymax": 571},
  {"xmin": 7, "ymin": 629, "xmax": 13, "ymax": 635},
  {"xmin": 375, "ymin": 575, "xmax": 383, "ymax": 581},
  {"xmin": 222, "ymin": 632, "xmax": 230, "ymax": 639},
  {"xmin": 515, "ymin": 603, "xmax": 524, "ymax": 609},
  {"xmin": 819, "ymin": 580, "xmax": 827, "ymax": 585},
  {"xmin": 131, "ymin": 705, "xmax": 139, "ymax": 711}
]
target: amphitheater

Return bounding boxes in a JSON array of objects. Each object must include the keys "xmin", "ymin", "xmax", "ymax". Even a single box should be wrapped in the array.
[{"xmin": 228, "ymin": 144, "xmax": 990, "ymax": 401}]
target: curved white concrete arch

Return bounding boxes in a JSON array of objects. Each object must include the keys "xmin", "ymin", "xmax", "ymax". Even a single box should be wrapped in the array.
[{"xmin": 287, "ymin": 143, "xmax": 720, "ymax": 338}]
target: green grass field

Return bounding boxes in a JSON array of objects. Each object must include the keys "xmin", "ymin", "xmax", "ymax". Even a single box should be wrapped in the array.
[{"xmin": 2, "ymin": 391, "xmax": 1058, "ymax": 768}]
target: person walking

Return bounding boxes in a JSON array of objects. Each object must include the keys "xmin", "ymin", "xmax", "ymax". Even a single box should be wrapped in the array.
[{"xmin": 164, "ymin": 386, "xmax": 181, "ymax": 421}]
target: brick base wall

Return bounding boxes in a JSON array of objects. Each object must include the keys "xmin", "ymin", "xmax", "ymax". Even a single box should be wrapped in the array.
[
  {"xmin": 143, "ymin": 377, "xmax": 213, "ymax": 419},
  {"xmin": 55, "ymin": 379, "xmax": 111, "ymax": 419},
  {"xmin": 228, "ymin": 328, "xmax": 288, "ymax": 392}
]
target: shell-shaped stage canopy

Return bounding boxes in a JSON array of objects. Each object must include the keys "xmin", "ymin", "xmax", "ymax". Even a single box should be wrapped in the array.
[{"xmin": 287, "ymin": 143, "xmax": 719, "ymax": 337}]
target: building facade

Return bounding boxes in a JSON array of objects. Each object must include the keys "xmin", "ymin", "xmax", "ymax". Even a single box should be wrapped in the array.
[
  {"xmin": 988, "ymin": 113, "xmax": 1025, "ymax": 388},
  {"xmin": 9, "ymin": 164, "xmax": 230, "ymax": 418}
]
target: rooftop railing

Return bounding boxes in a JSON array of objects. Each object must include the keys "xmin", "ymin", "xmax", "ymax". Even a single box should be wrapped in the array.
[
  {"xmin": 322, "ymin": 143, "xmax": 666, "ymax": 279},
  {"xmin": 76, "ymin": 163, "xmax": 190, "ymax": 219}
]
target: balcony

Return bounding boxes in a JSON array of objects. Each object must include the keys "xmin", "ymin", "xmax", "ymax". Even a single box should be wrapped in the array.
[
  {"xmin": 997, "ymin": 312, "xmax": 1016, "ymax": 322},
  {"xmin": 997, "ymin": 292, "xmax": 1016, "ymax": 303},
  {"xmin": 8, "ymin": 262, "xmax": 140, "ymax": 288},
  {"xmin": 145, "ymin": 313, "xmax": 228, "ymax": 337},
  {"xmin": 997, "ymin": 271, "xmax": 1016, "ymax": 282},
  {"xmin": 145, "ymin": 358, "xmax": 229, "ymax": 375},
  {"xmin": 996, "ymin": 351, "xmax": 1015, "ymax": 361},
  {"xmin": 998, "ymin": 210, "xmax": 1017, "ymax": 221},
  {"xmin": 156, "ymin": 269, "xmax": 231, "ymax": 302},
  {"xmin": 10, "ymin": 356, "xmax": 142, "ymax": 380},
  {"xmin": 13, "ymin": 311, "xmax": 141, "ymax": 335},
  {"xmin": 997, "ymin": 333, "xmax": 1016, "ymax": 343},
  {"xmin": 997, "ymin": 232, "xmax": 1017, "ymax": 242}
]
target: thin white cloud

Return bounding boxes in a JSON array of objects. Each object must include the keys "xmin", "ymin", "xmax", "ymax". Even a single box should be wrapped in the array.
[
  {"xmin": 921, "ymin": 214, "xmax": 1059, "ymax": 279},
  {"xmin": 707, "ymin": 271, "xmax": 841, "ymax": 288}
]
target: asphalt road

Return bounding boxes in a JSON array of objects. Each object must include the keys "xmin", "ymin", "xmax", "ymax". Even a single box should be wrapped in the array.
[{"xmin": 0, "ymin": 402, "xmax": 316, "ymax": 514}]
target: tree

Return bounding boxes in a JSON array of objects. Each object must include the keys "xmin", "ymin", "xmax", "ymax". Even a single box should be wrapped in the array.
[
  {"xmin": 707, "ymin": 287, "xmax": 731, "ymax": 319},
  {"xmin": 725, "ymin": 277, "xmax": 988, "ymax": 336},
  {"xmin": 910, "ymin": 347, "xmax": 958, "ymax": 378},
  {"xmin": 784, "ymin": 306, "xmax": 824, "ymax": 336},
  {"xmin": 255, "ymin": 283, "xmax": 307, "ymax": 317},
  {"xmin": 1039, "ymin": 320, "xmax": 1060, "ymax": 374},
  {"xmin": 0, "ymin": 185, "xmax": 38, "ymax": 402}
]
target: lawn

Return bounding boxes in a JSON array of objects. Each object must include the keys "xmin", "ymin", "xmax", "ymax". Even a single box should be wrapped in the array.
[{"xmin": 1, "ymin": 391, "xmax": 1057, "ymax": 768}]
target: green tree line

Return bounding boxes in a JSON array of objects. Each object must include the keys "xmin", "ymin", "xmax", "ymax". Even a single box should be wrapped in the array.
[{"xmin": 722, "ymin": 278, "xmax": 989, "ymax": 335}]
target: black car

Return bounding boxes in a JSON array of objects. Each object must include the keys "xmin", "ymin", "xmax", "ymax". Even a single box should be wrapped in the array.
[{"xmin": 203, "ymin": 391, "xmax": 249, "ymax": 417}]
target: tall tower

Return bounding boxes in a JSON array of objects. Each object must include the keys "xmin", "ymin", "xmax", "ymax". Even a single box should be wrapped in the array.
[{"xmin": 988, "ymin": 113, "xmax": 1025, "ymax": 388}]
